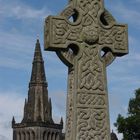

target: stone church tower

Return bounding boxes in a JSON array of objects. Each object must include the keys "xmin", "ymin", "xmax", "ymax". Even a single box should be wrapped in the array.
[
  {"xmin": 12, "ymin": 39, "xmax": 63, "ymax": 140},
  {"xmin": 111, "ymin": 130, "xmax": 118, "ymax": 140}
]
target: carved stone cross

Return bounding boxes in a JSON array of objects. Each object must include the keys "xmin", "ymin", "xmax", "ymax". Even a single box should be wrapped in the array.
[{"xmin": 44, "ymin": 0, "xmax": 128, "ymax": 139}]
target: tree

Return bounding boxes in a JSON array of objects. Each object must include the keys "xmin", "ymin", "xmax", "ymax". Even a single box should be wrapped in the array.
[{"xmin": 114, "ymin": 88, "xmax": 140, "ymax": 140}]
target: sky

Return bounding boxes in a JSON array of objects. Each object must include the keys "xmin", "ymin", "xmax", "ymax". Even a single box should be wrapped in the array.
[{"xmin": 0, "ymin": 0, "xmax": 140, "ymax": 139}]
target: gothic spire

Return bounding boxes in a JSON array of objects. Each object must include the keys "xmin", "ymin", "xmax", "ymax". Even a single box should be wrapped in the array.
[
  {"xmin": 30, "ymin": 39, "xmax": 47, "ymax": 87},
  {"xmin": 22, "ymin": 39, "xmax": 53, "ymax": 123},
  {"xmin": 12, "ymin": 116, "xmax": 15, "ymax": 125},
  {"xmin": 60, "ymin": 117, "xmax": 63, "ymax": 125}
]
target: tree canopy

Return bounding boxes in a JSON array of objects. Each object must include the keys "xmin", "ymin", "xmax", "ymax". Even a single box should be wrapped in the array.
[{"xmin": 114, "ymin": 88, "xmax": 140, "ymax": 140}]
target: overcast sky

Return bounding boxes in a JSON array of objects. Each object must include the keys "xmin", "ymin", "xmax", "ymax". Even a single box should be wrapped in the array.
[{"xmin": 0, "ymin": 0, "xmax": 140, "ymax": 139}]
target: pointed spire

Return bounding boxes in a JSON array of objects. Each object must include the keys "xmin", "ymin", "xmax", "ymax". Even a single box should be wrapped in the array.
[
  {"xmin": 22, "ymin": 39, "xmax": 52, "ymax": 123},
  {"xmin": 60, "ymin": 117, "xmax": 63, "ymax": 125},
  {"xmin": 12, "ymin": 116, "xmax": 15, "ymax": 125},
  {"xmin": 34, "ymin": 39, "xmax": 43, "ymax": 61},
  {"xmin": 30, "ymin": 39, "xmax": 47, "ymax": 87}
]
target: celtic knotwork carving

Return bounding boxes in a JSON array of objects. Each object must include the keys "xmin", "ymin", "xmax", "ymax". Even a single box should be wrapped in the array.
[
  {"xmin": 78, "ymin": 45, "xmax": 104, "ymax": 91},
  {"xmin": 53, "ymin": 19, "xmax": 69, "ymax": 44},
  {"xmin": 114, "ymin": 27, "xmax": 128, "ymax": 50},
  {"xmin": 61, "ymin": 6, "xmax": 75, "ymax": 17},
  {"xmin": 45, "ymin": 6, "xmax": 127, "ymax": 55},
  {"xmin": 77, "ymin": 0, "xmax": 103, "ymax": 16},
  {"xmin": 99, "ymin": 25, "xmax": 127, "ymax": 50},
  {"xmin": 82, "ymin": 14, "xmax": 93, "ymax": 27},
  {"xmin": 52, "ymin": 17, "xmax": 83, "ymax": 45},
  {"xmin": 99, "ymin": 25, "xmax": 127, "ymax": 54},
  {"xmin": 77, "ymin": 93, "xmax": 106, "ymax": 107},
  {"xmin": 77, "ymin": 108, "xmax": 108, "ymax": 140}
]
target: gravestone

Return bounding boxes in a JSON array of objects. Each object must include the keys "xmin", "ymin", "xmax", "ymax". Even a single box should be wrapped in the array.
[{"xmin": 44, "ymin": 0, "xmax": 128, "ymax": 139}]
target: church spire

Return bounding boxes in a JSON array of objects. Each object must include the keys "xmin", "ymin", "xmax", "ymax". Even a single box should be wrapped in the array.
[
  {"xmin": 111, "ymin": 130, "xmax": 118, "ymax": 140},
  {"xmin": 60, "ymin": 117, "xmax": 63, "ymax": 125},
  {"xmin": 12, "ymin": 39, "xmax": 63, "ymax": 140},
  {"xmin": 34, "ymin": 39, "xmax": 42, "ymax": 61},
  {"xmin": 29, "ymin": 39, "xmax": 47, "ymax": 87},
  {"xmin": 12, "ymin": 116, "xmax": 15, "ymax": 126},
  {"xmin": 22, "ymin": 39, "xmax": 53, "ymax": 123}
]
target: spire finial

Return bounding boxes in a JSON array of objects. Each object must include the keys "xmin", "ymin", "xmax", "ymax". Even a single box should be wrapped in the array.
[
  {"xmin": 37, "ymin": 34, "xmax": 39, "ymax": 41},
  {"xmin": 30, "ymin": 38, "xmax": 47, "ymax": 86},
  {"xmin": 34, "ymin": 38, "xmax": 42, "ymax": 61},
  {"xmin": 36, "ymin": 37, "xmax": 40, "ymax": 44}
]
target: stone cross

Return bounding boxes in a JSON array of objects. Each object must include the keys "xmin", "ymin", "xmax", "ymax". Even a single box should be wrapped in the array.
[{"xmin": 44, "ymin": 0, "xmax": 128, "ymax": 139}]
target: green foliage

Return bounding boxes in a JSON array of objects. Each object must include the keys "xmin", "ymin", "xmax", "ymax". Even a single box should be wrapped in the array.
[{"xmin": 115, "ymin": 88, "xmax": 140, "ymax": 140}]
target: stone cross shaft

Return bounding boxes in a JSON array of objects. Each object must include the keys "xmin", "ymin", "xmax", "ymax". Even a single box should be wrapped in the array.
[{"xmin": 44, "ymin": 0, "xmax": 128, "ymax": 139}]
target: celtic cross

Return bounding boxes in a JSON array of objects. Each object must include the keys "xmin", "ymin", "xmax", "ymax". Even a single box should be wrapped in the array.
[{"xmin": 44, "ymin": 0, "xmax": 128, "ymax": 139}]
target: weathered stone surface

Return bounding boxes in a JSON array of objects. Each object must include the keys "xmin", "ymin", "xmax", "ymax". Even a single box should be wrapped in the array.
[{"xmin": 44, "ymin": 0, "xmax": 128, "ymax": 140}]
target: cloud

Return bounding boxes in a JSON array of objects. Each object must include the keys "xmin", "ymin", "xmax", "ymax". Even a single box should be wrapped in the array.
[
  {"xmin": 129, "ymin": 36, "xmax": 138, "ymax": 46},
  {"xmin": 0, "ymin": 91, "xmax": 25, "ymax": 140},
  {"xmin": 111, "ymin": 2, "xmax": 140, "ymax": 26},
  {"xmin": 0, "ymin": 0, "xmax": 48, "ymax": 70},
  {"xmin": 0, "ymin": 135, "xmax": 9, "ymax": 140},
  {"xmin": 0, "ymin": 29, "xmax": 34, "ymax": 70},
  {"xmin": 0, "ymin": 0, "xmax": 51, "ymax": 20},
  {"xmin": 0, "ymin": 56, "xmax": 30, "ymax": 70},
  {"xmin": 51, "ymin": 91, "xmax": 66, "ymax": 114},
  {"xmin": 0, "ymin": 30, "xmax": 33, "ymax": 53}
]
